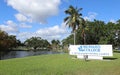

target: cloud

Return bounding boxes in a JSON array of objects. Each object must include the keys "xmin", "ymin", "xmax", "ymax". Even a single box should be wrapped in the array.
[
  {"xmin": 109, "ymin": 19, "xmax": 117, "ymax": 23},
  {"xmin": 36, "ymin": 25, "xmax": 66, "ymax": 36},
  {"xmin": 7, "ymin": 0, "xmax": 61, "ymax": 24},
  {"xmin": 15, "ymin": 13, "xmax": 32, "ymax": 22},
  {"xmin": 84, "ymin": 12, "xmax": 98, "ymax": 21},
  {"xmin": 19, "ymin": 23, "xmax": 32, "ymax": 28},
  {"xmin": 17, "ymin": 23, "xmax": 70, "ymax": 42},
  {"xmin": 0, "ymin": 20, "xmax": 32, "ymax": 36},
  {"xmin": 0, "ymin": 20, "xmax": 19, "ymax": 33}
]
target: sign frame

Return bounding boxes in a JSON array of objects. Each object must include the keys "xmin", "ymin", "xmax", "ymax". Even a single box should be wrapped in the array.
[{"xmin": 69, "ymin": 45, "xmax": 113, "ymax": 60}]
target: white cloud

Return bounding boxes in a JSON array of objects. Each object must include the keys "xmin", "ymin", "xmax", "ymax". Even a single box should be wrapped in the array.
[
  {"xmin": 15, "ymin": 13, "xmax": 32, "ymax": 22},
  {"xmin": 17, "ymin": 23, "xmax": 70, "ymax": 42},
  {"xmin": 109, "ymin": 19, "xmax": 117, "ymax": 23},
  {"xmin": 19, "ymin": 23, "xmax": 32, "ymax": 28},
  {"xmin": 0, "ymin": 20, "xmax": 33, "ymax": 36},
  {"xmin": 36, "ymin": 25, "xmax": 66, "ymax": 36},
  {"xmin": 0, "ymin": 20, "xmax": 19, "ymax": 33},
  {"xmin": 7, "ymin": 0, "xmax": 61, "ymax": 24},
  {"xmin": 84, "ymin": 12, "xmax": 98, "ymax": 21},
  {"xmin": 15, "ymin": 13, "xmax": 27, "ymax": 22}
]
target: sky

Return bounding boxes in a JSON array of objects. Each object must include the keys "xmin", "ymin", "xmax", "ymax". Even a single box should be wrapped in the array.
[{"xmin": 0, "ymin": 0, "xmax": 120, "ymax": 42}]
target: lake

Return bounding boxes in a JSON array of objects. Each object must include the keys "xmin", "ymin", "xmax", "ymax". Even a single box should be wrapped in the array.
[{"xmin": 0, "ymin": 50, "xmax": 63, "ymax": 60}]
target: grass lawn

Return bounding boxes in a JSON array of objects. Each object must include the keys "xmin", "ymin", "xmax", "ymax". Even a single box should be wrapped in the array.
[{"xmin": 0, "ymin": 53, "xmax": 120, "ymax": 75}]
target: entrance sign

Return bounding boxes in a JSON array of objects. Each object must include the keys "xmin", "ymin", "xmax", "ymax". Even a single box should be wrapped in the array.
[{"xmin": 69, "ymin": 45, "xmax": 113, "ymax": 60}]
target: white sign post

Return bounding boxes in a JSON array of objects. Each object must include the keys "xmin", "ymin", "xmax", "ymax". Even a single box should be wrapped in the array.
[{"xmin": 69, "ymin": 45, "xmax": 113, "ymax": 60}]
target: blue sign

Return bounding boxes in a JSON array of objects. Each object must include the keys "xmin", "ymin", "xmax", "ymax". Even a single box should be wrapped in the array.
[{"xmin": 78, "ymin": 45, "xmax": 100, "ymax": 52}]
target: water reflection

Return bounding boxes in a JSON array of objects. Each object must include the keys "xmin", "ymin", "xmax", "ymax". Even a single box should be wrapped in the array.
[{"xmin": 0, "ymin": 51, "xmax": 62, "ymax": 60}]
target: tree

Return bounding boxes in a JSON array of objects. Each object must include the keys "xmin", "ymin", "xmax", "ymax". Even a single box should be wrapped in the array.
[
  {"xmin": 25, "ymin": 37, "xmax": 39, "ymax": 49},
  {"xmin": 8, "ymin": 35, "xmax": 18, "ymax": 48},
  {"xmin": 89, "ymin": 20, "xmax": 106, "ymax": 44},
  {"xmin": 64, "ymin": 5, "xmax": 84, "ymax": 45},
  {"xmin": 0, "ymin": 30, "xmax": 18, "ymax": 50},
  {"xmin": 62, "ymin": 19, "xmax": 120, "ymax": 48},
  {"xmin": 0, "ymin": 30, "xmax": 8, "ymax": 50},
  {"xmin": 24, "ymin": 37, "xmax": 50, "ymax": 50},
  {"xmin": 79, "ymin": 20, "xmax": 88, "ymax": 44},
  {"xmin": 42, "ymin": 39, "xmax": 51, "ymax": 49},
  {"xmin": 51, "ymin": 39, "xmax": 60, "ymax": 50},
  {"xmin": 62, "ymin": 34, "xmax": 74, "ymax": 45},
  {"xmin": 115, "ymin": 20, "xmax": 120, "ymax": 47}
]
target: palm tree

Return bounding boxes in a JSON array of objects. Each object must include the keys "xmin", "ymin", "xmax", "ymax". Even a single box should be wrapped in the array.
[
  {"xmin": 81, "ymin": 20, "xmax": 88, "ymax": 44},
  {"xmin": 64, "ymin": 5, "xmax": 85, "ymax": 45}
]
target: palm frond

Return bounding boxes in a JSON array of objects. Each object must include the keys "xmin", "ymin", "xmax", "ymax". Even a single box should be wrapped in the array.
[
  {"xmin": 79, "ymin": 13, "xmax": 82, "ymax": 16},
  {"xmin": 78, "ymin": 8, "xmax": 83, "ymax": 11},
  {"xmin": 65, "ymin": 10, "xmax": 70, "ymax": 14},
  {"xmin": 64, "ymin": 5, "xmax": 85, "ymax": 32},
  {"xmin": 64, "ymin": 17, "xmax": 69, "ymax": 22}
]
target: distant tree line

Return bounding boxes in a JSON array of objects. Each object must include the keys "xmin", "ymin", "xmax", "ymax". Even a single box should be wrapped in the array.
[
  {"xmin": 0, "ymin": 30, "xmax": 61, "ymax": 51},
  {"xmin": 24, "ymin": 37, "xmax": 61, "ymax": 51}
]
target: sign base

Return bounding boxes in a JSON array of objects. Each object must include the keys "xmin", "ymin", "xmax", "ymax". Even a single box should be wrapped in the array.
[{"xmin": 77, "ymin": 55, "xmax": 103, "ymax": 60}]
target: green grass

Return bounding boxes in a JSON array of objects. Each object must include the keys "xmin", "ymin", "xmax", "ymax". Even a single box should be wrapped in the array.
[{"xmin": 0, "ymin": 53, "xmax": 120, "ymax": 75}]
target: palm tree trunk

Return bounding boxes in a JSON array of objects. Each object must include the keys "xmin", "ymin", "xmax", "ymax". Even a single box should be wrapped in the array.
[
  {"xmin": 82, "ymin": 29, "xmax": 86, "ymax": 44},
  {"xmin": 74, "ymin": 31, "xmax": 76, "ymax": 45},
  {"xmin": 83, "ymin": 33, "xmax": 86, "ymax": 44}
]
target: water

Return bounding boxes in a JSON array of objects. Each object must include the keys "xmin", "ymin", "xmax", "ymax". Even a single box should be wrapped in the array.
[{"xmin": 0, "ymin": 50, "xmax": 63, "ymax": 60}]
